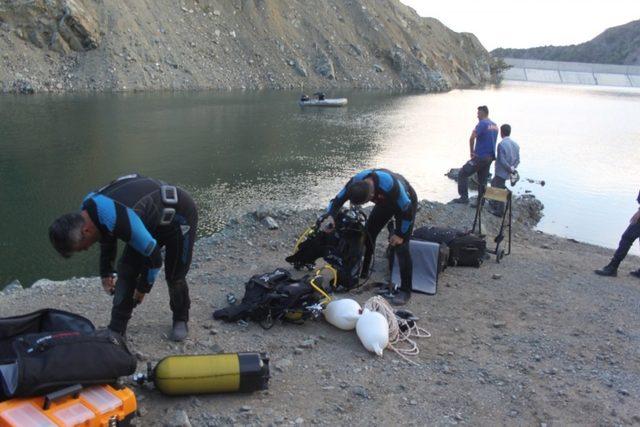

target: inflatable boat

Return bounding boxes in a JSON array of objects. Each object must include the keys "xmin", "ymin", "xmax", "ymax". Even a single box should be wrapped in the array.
[{"xmin": 299, "ymin": 98, "xmax": 348, "ymax": 107}]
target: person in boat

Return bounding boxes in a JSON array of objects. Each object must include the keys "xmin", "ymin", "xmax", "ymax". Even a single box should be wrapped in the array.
[
  {"xmin": 321, "ymin": 169, "xmax": 418, "ymax": 305},
  {"xmin": 48, "ymin": 174, "xmax": 198, "ymax": 342},
  {"xmin": 595, "ymin": 190, "xmax": 640, "ymax": 278},
  {"xmin": 300, "ymin": 93, "xmax": 310, "ymax": 102},
  {"xmin": 314, "ymin": 92, "xmax": 326, "ymax": 101},
  {"xmin": 451, "ymin": 105, "xmax": 499, "ymax": 205}
]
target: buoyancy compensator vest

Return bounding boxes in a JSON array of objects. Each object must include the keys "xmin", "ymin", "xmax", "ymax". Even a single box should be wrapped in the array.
[
  {"xmin": 286, "ymin": 207, "xmax": 368, "ymax": 290},
  {"xmin": 212, "ymin": 268, "xmax": 333, "ymax": 329}
]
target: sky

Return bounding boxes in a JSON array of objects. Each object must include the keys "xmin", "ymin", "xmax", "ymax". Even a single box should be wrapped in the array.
[{"xmin": 400, "ymin": 0, "xmax": 640, "ymax": 50}]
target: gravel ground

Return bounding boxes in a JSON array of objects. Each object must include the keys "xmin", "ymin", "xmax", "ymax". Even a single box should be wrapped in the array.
[{"xmin": 2, "ymin": 197, "xmax": 639, "ymax": 426}]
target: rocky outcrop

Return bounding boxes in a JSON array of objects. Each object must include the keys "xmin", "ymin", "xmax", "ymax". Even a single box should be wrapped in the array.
[
  {"xmin": 0, "ymin": 0, "xmax": 100, "ymax": 54},
  {"xmin": 0, "ymin": 0, "xmax": 498, "ymax": 93}
]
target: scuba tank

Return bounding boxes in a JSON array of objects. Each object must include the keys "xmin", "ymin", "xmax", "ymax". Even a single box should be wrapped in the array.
[{"xmin": 134, "ymin": 353, "xmax": 269, "ymax": 395}]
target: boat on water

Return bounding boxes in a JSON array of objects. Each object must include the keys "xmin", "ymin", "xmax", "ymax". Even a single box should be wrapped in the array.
[
  {"xmin": 298, "ymin": 97, "xmax": 348, "ymax": 107},
  {"xmin": 299, "ymin": 92, "xmax": 347, "ymax": 107}
]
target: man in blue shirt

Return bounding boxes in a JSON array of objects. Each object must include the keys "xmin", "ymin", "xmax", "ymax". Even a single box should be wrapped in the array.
[
  {"xmin": 595, "ymin": 190, "xmax": 640, "ymax": 278},
  {"xmin": 451, "ymin": 105, "xmax": 499, "ymax": 204},
  {"xmin": 49, "ymin": 174, "xmax": 198, "ymax": 341},
  {"xmin": 322, "ymin": 169, "xmax": 417, "ymax": 305}
]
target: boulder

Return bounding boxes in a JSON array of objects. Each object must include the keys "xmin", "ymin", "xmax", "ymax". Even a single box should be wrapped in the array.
[
  {"xmin": 13, "ymin": 79, "xmax": 34, "ymax": 94},
  {"xmin": 292, "ymin": 60, "xmax": 308, "ymax": 77},
  {"xmin": 315, "ymin": 53, "xmax": 335, "ymax": 79},
  {"xmin": 2, "ymin": 280, "xmax": 23, "ymax": 294},
  {"xmin": 262, "ymin": 216, "xmax": 279, "ymax": 230},
  {"xmin": 165, "ymin": 410, "xmax": 192, "ymax": 427}
]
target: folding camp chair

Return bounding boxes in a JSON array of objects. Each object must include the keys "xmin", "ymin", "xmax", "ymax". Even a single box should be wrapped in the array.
[{"xmin": 472, "ymin": 187, "xmax": 512, "ymax": 263}]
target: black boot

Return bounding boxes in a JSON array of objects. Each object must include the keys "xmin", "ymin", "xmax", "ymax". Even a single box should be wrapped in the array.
[
  {"xmin": 630, "ymin": 269, "xmax": 640, "ymax": 279},
  {"xmin": 170, "ymin": 320, "xmax": 188, "ymax": 342},
  {"xmin": 595, "ymin": 263, "xmax": 618, "ymax": 277},
  {"xmin": 390, "ymin": 290, "xmax": 411, "ymax": 306},
  {"xmin": 450, "ymin": 197, "xmax": 469, "ymax": 205}
]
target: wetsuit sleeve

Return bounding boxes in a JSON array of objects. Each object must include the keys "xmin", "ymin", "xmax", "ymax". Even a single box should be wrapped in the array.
[
  {"xmin": 86, "ymin": 194, "xmax": 163, "ymax": 292},
  {"xmin": 99, "ymin": 237, "xmax": 117, "ymax": 277},
  {"xmin": 393, "ymin": 182, "xmax": 415, "ymax": 239},
  {"xmin": 137, "ymin": 247, "xmax": 163, "ymax": 293},
  {"xmin": 327, "ymin": 179, "xmax": 352, "ymax": 217}
]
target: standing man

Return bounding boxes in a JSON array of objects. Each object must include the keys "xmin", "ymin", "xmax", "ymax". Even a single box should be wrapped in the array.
[
  {"xmin": 489, "ymin": 124, "xmax": 520, "ymax": 216},
  {"xmin": 322, "ymin": 169, "xmax": 418, "ymax": 305},
  {"xmin": 49, "ymin": 174, "xmax": 198, "ymax": 341},
  {"xmin": 595, "ymin": 191, "xmax": 640, "ymax": 278},
  {"xmin": 452, "ymin": 105, "xmax": 499, "ymax": 204}
]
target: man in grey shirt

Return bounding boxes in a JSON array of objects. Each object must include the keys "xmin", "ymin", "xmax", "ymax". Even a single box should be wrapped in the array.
[{"xmin": 489, "ymin": 124, "xmax": 520, "ymax": 216}]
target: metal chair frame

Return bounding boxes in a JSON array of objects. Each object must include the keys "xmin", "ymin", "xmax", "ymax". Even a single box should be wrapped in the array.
[{"xmin": 471, "ymin": 187, "xmax": 512, "ymax": 263}]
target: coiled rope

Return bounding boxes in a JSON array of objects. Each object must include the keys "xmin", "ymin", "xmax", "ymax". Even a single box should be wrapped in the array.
[{"xmin": 363, "ymin": 296, "xmax": 431, "ymax": 365}]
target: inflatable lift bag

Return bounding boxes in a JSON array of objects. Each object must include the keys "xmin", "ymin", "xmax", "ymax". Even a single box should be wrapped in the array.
[
  {"xmin": 0, "ymin": 384, "xmax": 136, "ymax": 427},
  {"xmin": 153, "ymin": 353, "xmax": 270, "ymax": 395}
]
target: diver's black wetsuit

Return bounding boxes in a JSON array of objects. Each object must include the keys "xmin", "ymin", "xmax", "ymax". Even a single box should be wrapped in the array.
[
  {"xmin": 610, "ymin": 191, "xmax": 640, "ymax": 268},
  {"xmin": 82, "ymin": 174, "xmax": 198, "ymax": 334},
  {"xmin": 328, "ymin": 169, "xmax": 418, "ymax": 292}
]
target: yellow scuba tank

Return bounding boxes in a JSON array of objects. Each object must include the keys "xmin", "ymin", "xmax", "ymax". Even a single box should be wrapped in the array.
[{"xmin": 142, "ymin": 352, "xmax": 269, "ymax": 396}]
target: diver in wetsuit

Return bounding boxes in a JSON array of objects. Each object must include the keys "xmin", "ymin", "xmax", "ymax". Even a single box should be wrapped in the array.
[
  {"xmin": 49, "ymin": 174, "xmax": 198, "ymax": 341},
  {"xmin": 322, "ymin": 169, "xmax": 418, "ymax": 305}
]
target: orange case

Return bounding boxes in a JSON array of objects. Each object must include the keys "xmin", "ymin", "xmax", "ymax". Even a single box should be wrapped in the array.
[{"xmin": 0, "ymin": 384, "xmax": 137, "ymax": 427}]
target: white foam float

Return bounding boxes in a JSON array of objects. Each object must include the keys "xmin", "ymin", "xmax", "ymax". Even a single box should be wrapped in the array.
[
  {"xmin": 355, "ymin": 308, "xmax": 389, "ymax": 356},
  {"xmin": 324, "ymin": 299, "xmax": 362, "ymax": 331}
]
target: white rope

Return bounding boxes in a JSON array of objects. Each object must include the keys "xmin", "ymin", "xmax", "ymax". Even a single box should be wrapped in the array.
[{"xmin": 363, "ymin": 296, "xmax": 431, "ymax": 365}]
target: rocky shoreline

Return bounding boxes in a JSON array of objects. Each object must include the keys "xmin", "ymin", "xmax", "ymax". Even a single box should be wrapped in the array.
[
  {"xmin": 0, "ymin": 0, "xmax": 502, "ymax": 95},
  {"xmin": 2, "ymin": 197, "xmax": 639, "ymax": 426}
]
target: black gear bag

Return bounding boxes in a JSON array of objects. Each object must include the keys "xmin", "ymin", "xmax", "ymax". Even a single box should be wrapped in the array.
[
  {"xmin": 412, "ymin": 226, "xmax": 486, "ymax": 268},
  {"xmin": 286, "ymin": 207, "xmax": 367, "ymax": 290},
  {"xmin": 213, "ymin": 268, "xmax": 329, "ymax": 328},
  {"xmin": 0, "ymin": 309, "xmax": 137, "ymax": 400}
]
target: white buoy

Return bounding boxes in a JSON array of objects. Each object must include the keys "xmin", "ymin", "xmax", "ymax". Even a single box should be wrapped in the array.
[
  {"xmin": 324, "ymin": 299, "xmax": 362, "ymax": 330},
  {"xmin": 356, "ymin": 309, "xmax": 389, "ymax": 356}
]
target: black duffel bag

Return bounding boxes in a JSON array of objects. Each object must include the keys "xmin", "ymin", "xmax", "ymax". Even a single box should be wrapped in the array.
[
  {"xmin": 0, "ymin": 310, "xmax": 136, "ymax": 400},
  {"xmin": 413, "ymin": 226, "xmax": 485, "ymax": 268},
  {"xmin": 412, "ymin": 226, "xmax": 465, "ymax": 245}
]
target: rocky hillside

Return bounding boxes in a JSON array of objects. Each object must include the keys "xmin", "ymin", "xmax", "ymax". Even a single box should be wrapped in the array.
[
  {"xmin": 0, "ymin": 0, "xmax": 498, "ymax": 94},
  {"xmin": 492, "ymin": 19, "xmax": 640, "ymax": 65}
]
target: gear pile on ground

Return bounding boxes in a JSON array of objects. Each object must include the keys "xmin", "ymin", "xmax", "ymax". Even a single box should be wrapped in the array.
[{"xmin": 1, "ymin": 197, "xmax": 639, "ymax": 425}]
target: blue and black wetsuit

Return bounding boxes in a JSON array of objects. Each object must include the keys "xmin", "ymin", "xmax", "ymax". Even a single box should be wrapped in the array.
[
  {"xmin": 328, "ymin": 169, "xmax": 418, "ymax": 292},
  {"xmin": 82, "ymin": 174, "xmax": 198, "ymax": 334}
]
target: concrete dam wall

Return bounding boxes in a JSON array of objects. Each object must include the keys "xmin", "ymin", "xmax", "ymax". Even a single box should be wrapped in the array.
[{"xmin": 501, "ymin": 58, "xmax": 640, "ymax": 88}]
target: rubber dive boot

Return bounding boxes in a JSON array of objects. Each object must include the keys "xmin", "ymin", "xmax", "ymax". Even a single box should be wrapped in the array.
[
  {"xmin": 630, "ymin": 269, "xmax": 640, "ymax": 279},
  {"xmin": 594, "ymin": 263, "xmax": 618, "ymax": 277},
  {"xmin": 390, "ymin": 290, "xmax": 411, "ymax": 306},
  {"xmin": 170, "ymin": 321, "xmax": 188, "ymax": 342},
  {"xmin": 450, "ymin": 197, "xmax": 469, "ymax": 205}
]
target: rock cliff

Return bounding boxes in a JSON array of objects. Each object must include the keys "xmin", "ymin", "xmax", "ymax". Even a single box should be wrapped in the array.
[{"xmin": 0, "ymin": 0, "xmax": 498, "ymax": 93}]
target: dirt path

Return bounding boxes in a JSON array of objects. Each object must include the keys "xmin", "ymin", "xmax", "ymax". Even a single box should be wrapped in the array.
[{"xmin": 2, "ymin": 199, "xmax": 639, "ymax": 426}]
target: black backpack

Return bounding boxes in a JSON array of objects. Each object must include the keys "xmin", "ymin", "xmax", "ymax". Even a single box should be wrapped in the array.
[
  {"xmin": 286, "ymin": 208, "xmax": 367, "ymax": 290},
  {"xmin": 213, "ymin": 269, "xmax": 329, "ymax": 328},
  {"xmin": 0, "ymin": 309, "xmax": 136, "ymax": 400},
  {"xmin": 448, "ymin": 234, "xmax": 486, "ymax": 267}
]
